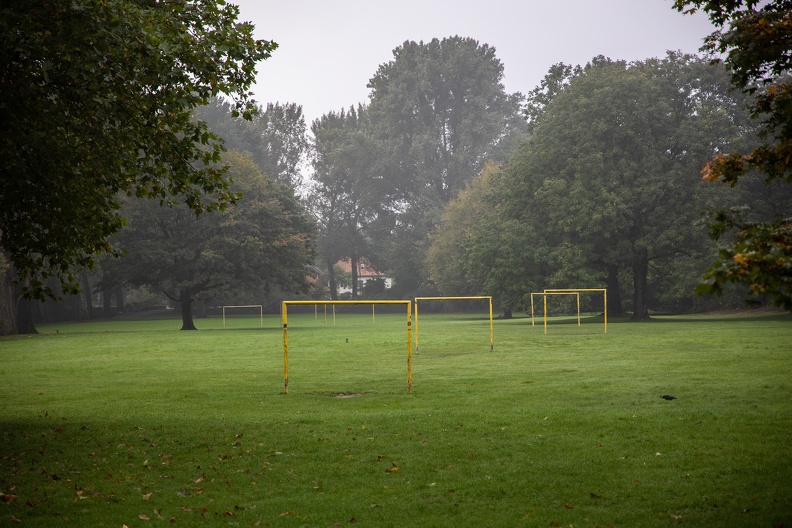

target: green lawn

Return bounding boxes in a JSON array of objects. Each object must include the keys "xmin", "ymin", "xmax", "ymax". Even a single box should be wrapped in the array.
[{"xmin": 1, "ymin": 311, "xmax": 790, "ymax": 527}]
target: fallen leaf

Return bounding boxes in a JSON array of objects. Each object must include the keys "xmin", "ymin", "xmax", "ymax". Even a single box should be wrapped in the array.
[
  {"xmin": 279, "ymin": 510, "xmax": 294, "ymax": 516},
  {"xmin": 180, "ymin": 506, "xmax": 193, "ymax": 512},
  {"xmin": 563, "ymin": 504, "xmax": 574, "ymax": 509},
  {"xmin": 0, "ymin": 493, "xmax": 17, "ymax": 504},
  {"xmin": 142, "ymin": 492, "xmax": 152, "ymax": 500},
  {"xmin": 139, "ymin": 514, "xmax": 150, "ymax": 521}
]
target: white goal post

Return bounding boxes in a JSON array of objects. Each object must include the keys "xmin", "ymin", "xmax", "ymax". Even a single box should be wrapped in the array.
[{"xmin": 222, "ymin": 304, "xmax": 264, "ymax": 328}]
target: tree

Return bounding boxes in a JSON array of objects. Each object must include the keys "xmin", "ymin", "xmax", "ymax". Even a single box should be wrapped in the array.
[
  {"xmin": 366, "ymin": 36, "xmax": 527, "ymax": 295},
  {"xmin": 110, "ymin": 152, "xmax": 316, "ymax": 330},
  {"xmin": 502, "ymin": 54, "xmax": 752, "ymax": 319},
  {"xmin": 196, "ymin": 98, "xmax": 309, "ymax": 189},
  {"xmin": 674, "ymin": 0, "xmax": 792, "ymax": 308},
  {"xmin": 309, "ymin": 106, "xmax": 394, "ymax": 298},
  {"xmin": 0, "ymin": 0, "xmax": 275, "ymax": 307}
]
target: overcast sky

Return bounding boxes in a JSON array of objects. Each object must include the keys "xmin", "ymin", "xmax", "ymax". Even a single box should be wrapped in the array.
[{"xmin": 232, "ymin": 0, "xmax": 716, "ymax": 126}]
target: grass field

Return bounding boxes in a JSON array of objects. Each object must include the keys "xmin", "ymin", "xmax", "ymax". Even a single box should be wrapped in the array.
[{"xmin": 1, "ymin": 311, "xmax": 790, "ymax": 527}]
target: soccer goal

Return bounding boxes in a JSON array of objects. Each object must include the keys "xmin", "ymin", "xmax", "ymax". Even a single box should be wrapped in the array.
[
  {"xmin": 530, "ymin": 292, "xmax": 580, "ymax": 330},
  {"xmin": 222, "ymin": 304, "xmax": 264, "ymax": 328},
  {"xmin": 280, "ymin": 300, "xmax": 413, "ymax": 394},
  {"xmin": 413, "ymin": 296, "xmax": 494, "ymax": 353},
  {"xmin": 534, "ymin": 289, "xmax": 607, "ymax": 334}
]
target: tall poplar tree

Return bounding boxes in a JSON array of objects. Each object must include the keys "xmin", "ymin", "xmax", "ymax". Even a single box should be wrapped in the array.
[{"xmin": 366, "ymin": 36, "xmax": 526, "ymax": 294}]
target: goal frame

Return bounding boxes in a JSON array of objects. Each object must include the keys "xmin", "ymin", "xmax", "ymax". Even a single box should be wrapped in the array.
[
  {"xmin": 540, "ymin": 288, "xmax": 607, "ymax": 334},
  {"xmin": 222, "ymin": 304, "xmax": 263, "ymax": 328},
  {"xmin": 413, "ymin": 296, "xmax": 494, "ymax": 352},
  {"xmin": 280, "ymin": 300, "xmax": 413, "ymax": 394},
  {"xmin": 530, "ymin": 292, "xmax": 580, "ymax": 330}
]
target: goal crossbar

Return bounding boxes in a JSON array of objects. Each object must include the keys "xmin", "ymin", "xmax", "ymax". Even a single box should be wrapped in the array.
[
  {"xmin": 414, "ymin": 296, "xmax": 494, "ymax": 352},
  {"xmin": 222, "ymin": 304, "xmax": 263, "ymax": 328},
  {"xmin": 537, "ymin": 288, "xmax": 607, "ymax": 334},
  {"xmin": 280, "ymin": 300, "xmax": 413, "ymax": 394}
]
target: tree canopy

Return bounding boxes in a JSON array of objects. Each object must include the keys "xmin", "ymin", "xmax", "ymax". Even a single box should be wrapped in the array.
[
  {"xmin": 429, "ymin": 53, "xmax": 754, "ymax": 318},
  {"xmin": 365, "ymin": 36, "xmax": 527, "ymax": 295},
  {"xmin": 0, "ymin": 0, "xmax": 275, "ymax": 300},
  {"xmin": 110, "ymin": 151, "xmax": 316, "ymax": 330},
  {"xmin": 674, "ymin": 0, "xmax": 792, "ymax": 308}
]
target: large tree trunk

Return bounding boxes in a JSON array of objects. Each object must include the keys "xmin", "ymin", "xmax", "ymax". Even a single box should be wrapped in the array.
[
  {"xmin": 179, "ymin": 290, "xmax": 197, "ymax": 330},
  {"xmin": 81, "ymin": 270, "xmax": 95, "ymax": 319},
  {"xmin": 17, "ymin": 293, "xmax": 38, "ymax": 334},
  {"xmin": 350, "ymin": 252, "xmax": 359, "ymax": 298},
  {"xmin": 326, "ymin": 257, "xmax": 338, "ymax": 300},
  {"xmin": 501, "ymin": 307, "xmax": 513, "ymax": 319},
  {"xmin": 0, "ymin": 266, "xmax": 17, "ymax": 336},
  {"xmin": 0, "ymin": 259, "xmax": 38, "ymax": 335},
  {"xmin": 631, "ymin": 249, "xmax": 650, "ymax": 321},
  {"xmin": 606, "ymin": 264, "xmax": 625, "ymax": 316}
]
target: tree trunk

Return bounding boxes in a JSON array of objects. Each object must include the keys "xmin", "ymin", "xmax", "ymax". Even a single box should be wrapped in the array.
[
  {"xmin": 15, "ymin": 287, "xmax": 38, "ymax": 334},
  {"xmin": 103, "ymin": 285, "xmax": 114, "ymax": 317},
  {"xmin": 114, "ymin": 287, "xmax": 124, "ymax": 313},
  {"xmin": 501, "ymin": 308, "xmax": 513, "ymax": 319},
  {"xmin": 0, "ymin": 265, "xmax": 16, "ymax": 336},
  {"xmin": 180, "ymin": 290, "xmax": 197, "ymax": 330},
  {"xmin": 326, "ymin": 257, "xmax": 338, "ymax": 300},
  {"xmin": 631, "ymin": 249, "xmax": 651, "ymax": 321},
  {"xmin": 350, "ymin": 253, "xmax": 359, "ymax": 298},
  {"xmin": 0, "ymin": 260, "xmax": 38, "ymax": 335},
  {"xmin": 606, "ymin": 264, "xmax": 624, "ymax": 316},
  {"xmin": 81, "ymin": 270, "xmax": 94, "ymax": 319}
]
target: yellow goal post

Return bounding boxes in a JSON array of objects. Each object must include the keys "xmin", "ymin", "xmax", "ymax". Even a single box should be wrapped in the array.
[
  {"xmin": 540, "ymin": 288, "xmax": 607, "ymax": 334},
  {"xmin": 222, "ymin": 304, "xmax": 263, "ymax": 328},
  {"xmin": 414, "ymin": 296, "xmax": 494, "ymax": 352},
  {"xmin": 280, "ymin": 300, "xmax": 413, "ymax": 394},
  {"xmin": 530, "ymin": 292, "xmax": 580, "ymax": 330}
]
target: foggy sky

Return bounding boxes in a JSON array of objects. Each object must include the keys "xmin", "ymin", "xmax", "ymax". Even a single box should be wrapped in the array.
[{"xmin": 232, "ymin": 0, "xmax": 716, "ymax": 125}]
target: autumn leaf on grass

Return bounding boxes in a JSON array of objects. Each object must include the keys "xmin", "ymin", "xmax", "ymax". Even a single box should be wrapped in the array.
[
  {"xmin": 139, "ymin": 513, "xmax": 150, "ymax": 521},
  {"xmin": 142, "ymin": 492, "xmax": 152, "ymax": 500},
  {"xmin": 1, "ymin": 493, "xmax": 17, "ymax": 503},
  {"xmin": 385, "ymin": 462, "xmax": 400, "ymax": 473}
]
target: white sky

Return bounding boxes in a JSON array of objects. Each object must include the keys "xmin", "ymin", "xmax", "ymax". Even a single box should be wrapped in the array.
[{"xmin": 232, "ymin": 0, "xmax": 716, "ymax": 126}]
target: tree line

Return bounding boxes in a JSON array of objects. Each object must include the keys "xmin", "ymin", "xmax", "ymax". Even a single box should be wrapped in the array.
[{"xmin": 2, "ymin": 1, "xmax": 790, "ymax": 334}]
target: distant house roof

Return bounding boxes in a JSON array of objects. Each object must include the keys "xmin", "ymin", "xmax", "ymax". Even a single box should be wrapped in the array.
[{"xmin": 335, "ymin": 257, "xmax": 387, "ymax": 278}]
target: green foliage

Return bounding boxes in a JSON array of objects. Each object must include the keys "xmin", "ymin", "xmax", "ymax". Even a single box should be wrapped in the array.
[
  {"xmin": 109, "ymin": 152, "xmax": 316, "ymax": 329},
  {"xmin": 697, "ymin": 208, "xmax": 792, "ymax": 308},
  {"xmin": 0, "ymin": 0, "xmax": 275, "ymax": 299},
  {"xmin": 496, "ymin": 53, "xmax": 751, "ymax": 318},
  {"xmin": 366, "ymin": 36, "xmax": 527, "ymax": 295},
  {"xmin": 309, "ymin": 105, "xmax": 394, "ymax": 298},
  {"xmin": 196, "ymin": 98, "xmax": 309, "ymax": 188},
  {"xmin": 1, "ymin": 313, "xmax": 790, "ymax": 526},
  {"xmin": 674, "ymin": 0, "xmax": 792, "ymax": 309}
]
